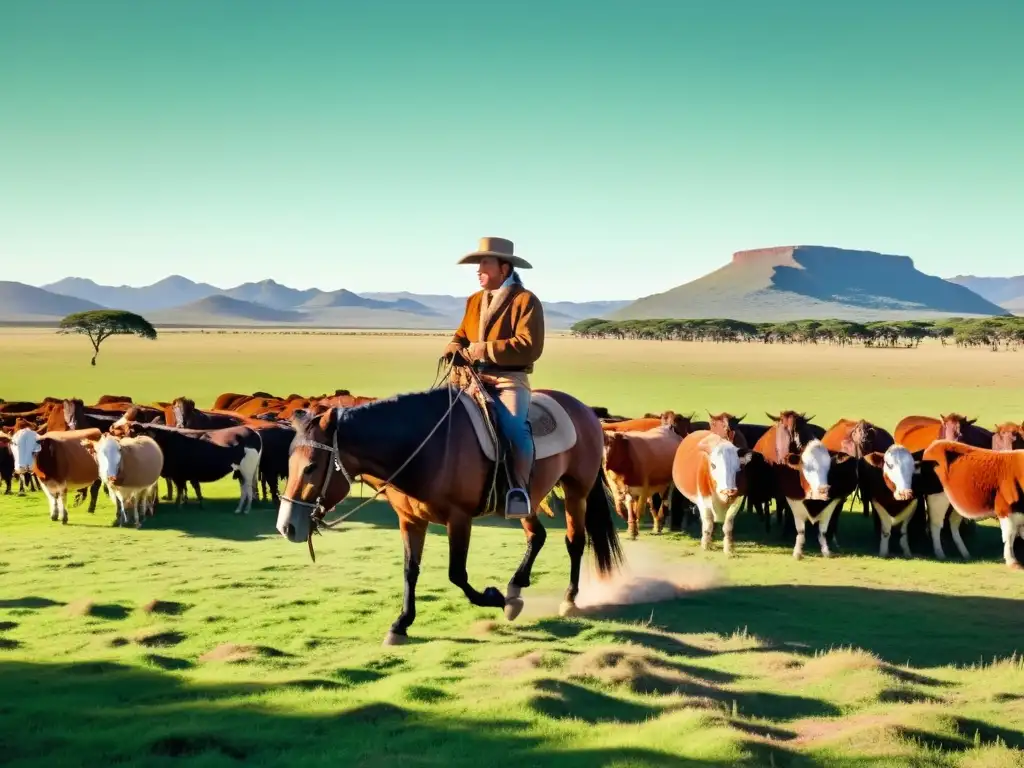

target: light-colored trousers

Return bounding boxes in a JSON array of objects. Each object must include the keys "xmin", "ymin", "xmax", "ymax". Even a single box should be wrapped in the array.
[{"xmin": 481, "ymin": 373, "xmax": 534, "ymax": 485}]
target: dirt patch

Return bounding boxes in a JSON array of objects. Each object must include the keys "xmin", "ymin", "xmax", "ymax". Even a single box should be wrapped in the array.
[
  {"xmin": 498, "ymin": 649, "xmax": 569, "ymax": 677},
  {"xmin": 567, "ymin": 646, "xmax": 720, "ymax": 702},
  {"xmin": 469, "ymin": 620, "xmax": 501, "ymax": 636},
  {"xmin": 199, "ymin": 643, "xmax": 291, "ymax": 663},
  {"xmin": 66, "ymin": 600, "xmax": 130, "ymax": 620}
]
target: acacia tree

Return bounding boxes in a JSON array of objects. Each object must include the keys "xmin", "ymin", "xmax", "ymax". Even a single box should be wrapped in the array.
[{"xmin": 58, "ymin": 309, "xmax": 157, "ymax": 365}]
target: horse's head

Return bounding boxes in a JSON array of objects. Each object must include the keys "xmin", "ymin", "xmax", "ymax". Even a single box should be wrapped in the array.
[{"xmin": 277, "ymin": 407, "xmax": 354, "ymax": 545}]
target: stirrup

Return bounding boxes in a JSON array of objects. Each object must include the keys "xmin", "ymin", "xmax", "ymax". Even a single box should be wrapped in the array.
[{"xmin": 505, "ymin": 487, "xmax": 531, "ymax": 519}]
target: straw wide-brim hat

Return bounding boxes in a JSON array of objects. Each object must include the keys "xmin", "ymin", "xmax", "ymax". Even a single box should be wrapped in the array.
[{"xmin": 457, "ymin": 236, "xmax": 532, "ymax": 269}]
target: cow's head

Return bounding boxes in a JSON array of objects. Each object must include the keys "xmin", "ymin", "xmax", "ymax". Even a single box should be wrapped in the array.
[
  {"xmin": 840, "ymin": 419, "xmax": 876, "ymax": 457},
  {"xmin": 171, "ymin": 397, "xmax": 196, "ymax": 428},
  {"xmin": 992, "ymin": 422, "xmax": 1024, "ymax": 451},
  {"xmin": 10, "ymin": 428, "xmax": 41, "ymax": 474},
  {"xmin": 938, "ymin": 413, "xmax": 975, "ymax": 442},
  {"xmin": 660, "ymin": 410, "xmax": 693, "ymax": 437},
  {"xmin": 783, "ymin": 439, "xmax": 836, "ymax": 501},
  {"xmin": 92, "ymin": 434, "xmax": 122, "ymax": 486},
  {"xmin": 63, "ymin": 398, "xmax": 85, "ymax": 430},
  {"xmin": 699, "ymin": 434, "xmax": 752, "ymax": 503},
  {"xmin": 708, "ymin": 411, "xmax": 745, "ymax": 442},
  {"xmin": 864, "ymin": 445, "xmax": 915, "ymax": 501},
  {"xmin": 767, "ymin": 410, "xmax": 815, "ymax": 459}
]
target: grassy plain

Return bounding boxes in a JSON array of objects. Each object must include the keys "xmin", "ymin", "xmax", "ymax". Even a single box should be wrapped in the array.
[{"xmin": 2, "ymin": 327, "xmax": 1024, "ymax": 767}]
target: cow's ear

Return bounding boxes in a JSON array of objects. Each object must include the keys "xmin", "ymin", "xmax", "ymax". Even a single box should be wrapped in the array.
[
  {"xmin": 737, "ymin": 449, "xmax": 753, "ymax": 466},
  {"xmin": 863, "ymin": 452, "xmax": 886, "ymax": 469}
]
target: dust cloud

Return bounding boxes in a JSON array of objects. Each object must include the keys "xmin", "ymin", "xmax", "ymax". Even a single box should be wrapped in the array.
[{"xmin": 519, "ymin": 540, "xmax": 727, "ymax": 618}]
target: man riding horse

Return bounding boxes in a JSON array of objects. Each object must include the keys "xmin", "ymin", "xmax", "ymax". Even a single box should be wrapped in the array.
[{"xmin": 443, "ymin": 236, "xmax": 545, "ymax": 519}]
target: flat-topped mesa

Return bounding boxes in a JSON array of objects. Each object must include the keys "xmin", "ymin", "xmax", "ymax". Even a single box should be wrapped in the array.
[
  {"xmin": 732, "ymin": 247, "xmax": 799, "ymax": 267},
  {"xmin": 732, "ymin": 245, "xmax": 916, "ymax": 271}
]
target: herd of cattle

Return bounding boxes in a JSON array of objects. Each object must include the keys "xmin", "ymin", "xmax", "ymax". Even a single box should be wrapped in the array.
[
  {"xmin": 594, "ymin": 407, "xmax": 1024, "ymax": 569},
  {"xmin": 1, "ymin": 392, "xmax": 1023, "ymax": 570}
]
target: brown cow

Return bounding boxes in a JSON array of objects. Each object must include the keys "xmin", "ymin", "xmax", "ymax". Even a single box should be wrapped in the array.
[
  {"xmin": 672, "ymin": 430, "xmax": 754, "ymax": 554},
  {"xmin": 992, "ymin": 423, "xmax": 1024, "ymax": 452},
  {"xmin": 859, "ymin": 445, "xmax": 918, "ymax": 558},
  {"xmin": 10, "ymin": 427, "xmax": 103, "ymax": 523},
  {"xmin": 602, "ymin": 418, "xmax": 683, "ymax": 538},
  {"xmin": 706, "ymin": 412, "xmax": 749, "ymax": 449},
  {"xmin": 167, "ymin": 398, "xmax": 244, "ymax": 430},
  {"xmin": 748, "ymin": 411, "xmax": 825, "ymax": 534},
  {"xmin": 895, "ymin": 413, "xmax": 993, "ymax": 561},
  {"xmin": 921, "ymin": 440, "xmax": 1024, "ymax": 569}
]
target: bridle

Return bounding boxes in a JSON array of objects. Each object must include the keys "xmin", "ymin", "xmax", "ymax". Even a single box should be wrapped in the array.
[{"xmin": 281, "ymin": 365, "xmax": 466, "ymax": 561}]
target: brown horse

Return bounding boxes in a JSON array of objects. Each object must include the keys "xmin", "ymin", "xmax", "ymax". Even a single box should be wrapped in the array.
[{"xmin": 276, "ymin": 383, "xmax": 624, "ymax": 646}]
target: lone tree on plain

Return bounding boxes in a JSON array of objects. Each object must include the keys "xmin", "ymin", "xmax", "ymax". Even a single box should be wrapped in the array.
[{"xmin": 58, "ymin": 310, "xmax": 157, "ymax": 366}]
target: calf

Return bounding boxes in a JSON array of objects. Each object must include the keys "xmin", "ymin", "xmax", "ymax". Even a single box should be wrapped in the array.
[
  {"xmin": 672, "ymin": 430, "xmax": 755, "ymax": 554},
  {"xmin": 773, "ymin": 440, "xmax": 856, "ymax": 559},
  {"xmin": 110, "ymin": 421, "xmax": 262, "ymax": 514},
  {"xmin": 921, "ymin": 440, "xmax": 1024, "ymax": 569},
  {"xmin": 860, "ymin": 446, "xmax": 918, "ymax": 558},
  {"xmin": 90, "ymin": 434, "xmax": 164, "ymax": 528},
  {"xmin": 602, "ymin": 419, "xmax": 682, "ymax": 537},
  {"xmin": 10, "ymin": 427, "xmax": 103, "ymax": 523}
]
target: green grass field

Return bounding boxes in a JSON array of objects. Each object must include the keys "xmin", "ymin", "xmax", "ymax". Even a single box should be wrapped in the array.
[{"xmin": 2, "ymin": 328, "xmax": 1024, "ymax": 767}]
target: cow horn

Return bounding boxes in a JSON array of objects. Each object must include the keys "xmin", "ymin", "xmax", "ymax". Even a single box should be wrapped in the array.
[
  {"xmin": 766, "ymin": 412, "xmax": 778, "ymax": 422},
  {"xmin": 736, "ymin": 413, "xmax": 746, "ymax": 423},
  {"xmin": 805, "ymin": 414, "xmax": 815, "ymax": 422}
]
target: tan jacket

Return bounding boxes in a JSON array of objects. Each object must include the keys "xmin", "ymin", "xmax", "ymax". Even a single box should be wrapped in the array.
[{"xmin": 450, "ymin": 283, "xmax": 545, "ymax": 373}]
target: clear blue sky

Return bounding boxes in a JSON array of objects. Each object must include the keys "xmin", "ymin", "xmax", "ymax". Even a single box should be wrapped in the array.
[{"xmin": 1, "ymin": 1, "xmax": 1021, "ymax": 302}]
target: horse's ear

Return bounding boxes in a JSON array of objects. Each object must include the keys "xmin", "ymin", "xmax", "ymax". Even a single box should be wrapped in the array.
[{"xmin": 318, "ymin": 407, "xmax": 337, "ymax": 433}]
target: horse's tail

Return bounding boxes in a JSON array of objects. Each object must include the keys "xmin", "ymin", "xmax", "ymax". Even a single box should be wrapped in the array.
[{"xmin": 584, "ymin": 467, "xmax": 624, "ymax": 576}]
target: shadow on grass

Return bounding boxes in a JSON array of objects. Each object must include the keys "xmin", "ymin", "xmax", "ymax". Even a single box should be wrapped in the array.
[
  {"xmin": 0, "ymin": 659, "xmax": 788, "ymax": 767},
  {"xmin": 588, "ymin": 584, "xmax": 1024, "ymax": 668}
]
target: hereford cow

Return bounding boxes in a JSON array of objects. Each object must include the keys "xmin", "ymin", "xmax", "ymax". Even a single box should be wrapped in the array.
[
  {"xmin": 109, "ymin": 420, "xmax": 262, "ymax": 514},
  {"xmin": 89, "ymin": 433, "xmax": 164, "ymax": 528},
  {"xmin": 10, "ymin": 427, "xmax": 103, "ymax": 523},
  {"xmin": 859, "ymin": 445, "xmax": 918, "ymax": 558},
  {"xmin": 992, "ymin": 423, "xmax": 1024, "ymax": 452},
  {"xmin": 602, "ymin": 416, "xmax": 683, "ymax": 538},
  {"xmin": 921, "ymin": 440, "xmax": 1024, "ymax": 569},
  {"xmin": 773, "ymin": 440, "xmax": 856, "ymax": 559},
  {"xmin": 821, "ymin": 418, "xmax": 895, "ymax": 517},
  {"xmin": 748, "ymin": 410, "xmax": 824, "ymax": 533},
  {"xmin": 895, "ymin": 413, "xmax": 993, "ymax": 561},
  {"xmin": 672, "ymin": 430, "xmax": 755, "ymax": 554}
]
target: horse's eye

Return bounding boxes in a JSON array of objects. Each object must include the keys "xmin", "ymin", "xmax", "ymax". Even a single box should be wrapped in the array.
[{"xmin": 302, "ymin": 463, "xmax": 317, "ymax": 476}]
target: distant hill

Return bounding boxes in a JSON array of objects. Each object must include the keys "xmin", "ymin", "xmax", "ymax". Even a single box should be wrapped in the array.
[
  {"xmin": 613, "ymin": 246, "xmax": 1009, "ymax": 322},
  {"xmin": 15, "ymin": 275, "xmax": 624, "ymax": 328},
  {"xmin": 947, "ymin": 274, "xmax": 1024, "ymax": 310},
  {"xmin": 43, "ymin": 275, "xmax": 220, "ymax": 312},
  {"xmin": 0, "ymin": 281, "xmax": 105, "ymax": 320}
]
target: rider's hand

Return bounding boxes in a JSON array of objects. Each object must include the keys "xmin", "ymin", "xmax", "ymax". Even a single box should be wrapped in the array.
[
  {"xmin": 442, "ymin": 341, "xmax": 465, "ymax": 360},
  {"xmin": 466, "ymin": 342, "xmax": 487, "ymax": 361}
]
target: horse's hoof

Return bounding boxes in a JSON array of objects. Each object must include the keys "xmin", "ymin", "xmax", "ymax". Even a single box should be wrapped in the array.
[
  {"xmin": 504, "ymin": 597, "xmax": 524, "ymax": 621},
  {"xmin": 382, "ymin": 631, "xmax": 408, "ymax": 646},
  {"xmin": 559, "ymin": 600, "xmax": 580, "ymax": 618},
  {"xmin": 1008, "ymin": 561, "xmax": 1023, "ymax": 572},
  {"xmin": 793, "ymin": 552, "xmax": 803, "ymax": 560}
]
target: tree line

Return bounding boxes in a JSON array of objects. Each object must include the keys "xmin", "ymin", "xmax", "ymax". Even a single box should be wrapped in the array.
[{"xmin": 569, "ymin": 316, "xmax": 1024, "ymax": 349}]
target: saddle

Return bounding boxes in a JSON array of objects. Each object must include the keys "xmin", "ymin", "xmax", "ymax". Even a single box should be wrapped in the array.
[{"xmin": 457, "ymin": 383, "xmax": 577, "ymax": 518}]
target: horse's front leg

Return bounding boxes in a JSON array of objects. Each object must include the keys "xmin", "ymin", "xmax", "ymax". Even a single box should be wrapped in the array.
[
  {"xmin": 384, "ymin": 516, "xmax": 428, "ymax": 646},
  {"xmin": 446, "ymin": 514, "xmax": 505, "ymax": 609},
  {"xmin": 504, "ymin": 515, "xmax": 547, "ymax": 621}
]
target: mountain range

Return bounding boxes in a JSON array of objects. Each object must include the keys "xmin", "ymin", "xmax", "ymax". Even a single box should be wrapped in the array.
[{"xmin": 0, "ymin": 246, "xmax": 1017, "ymax": 328}]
